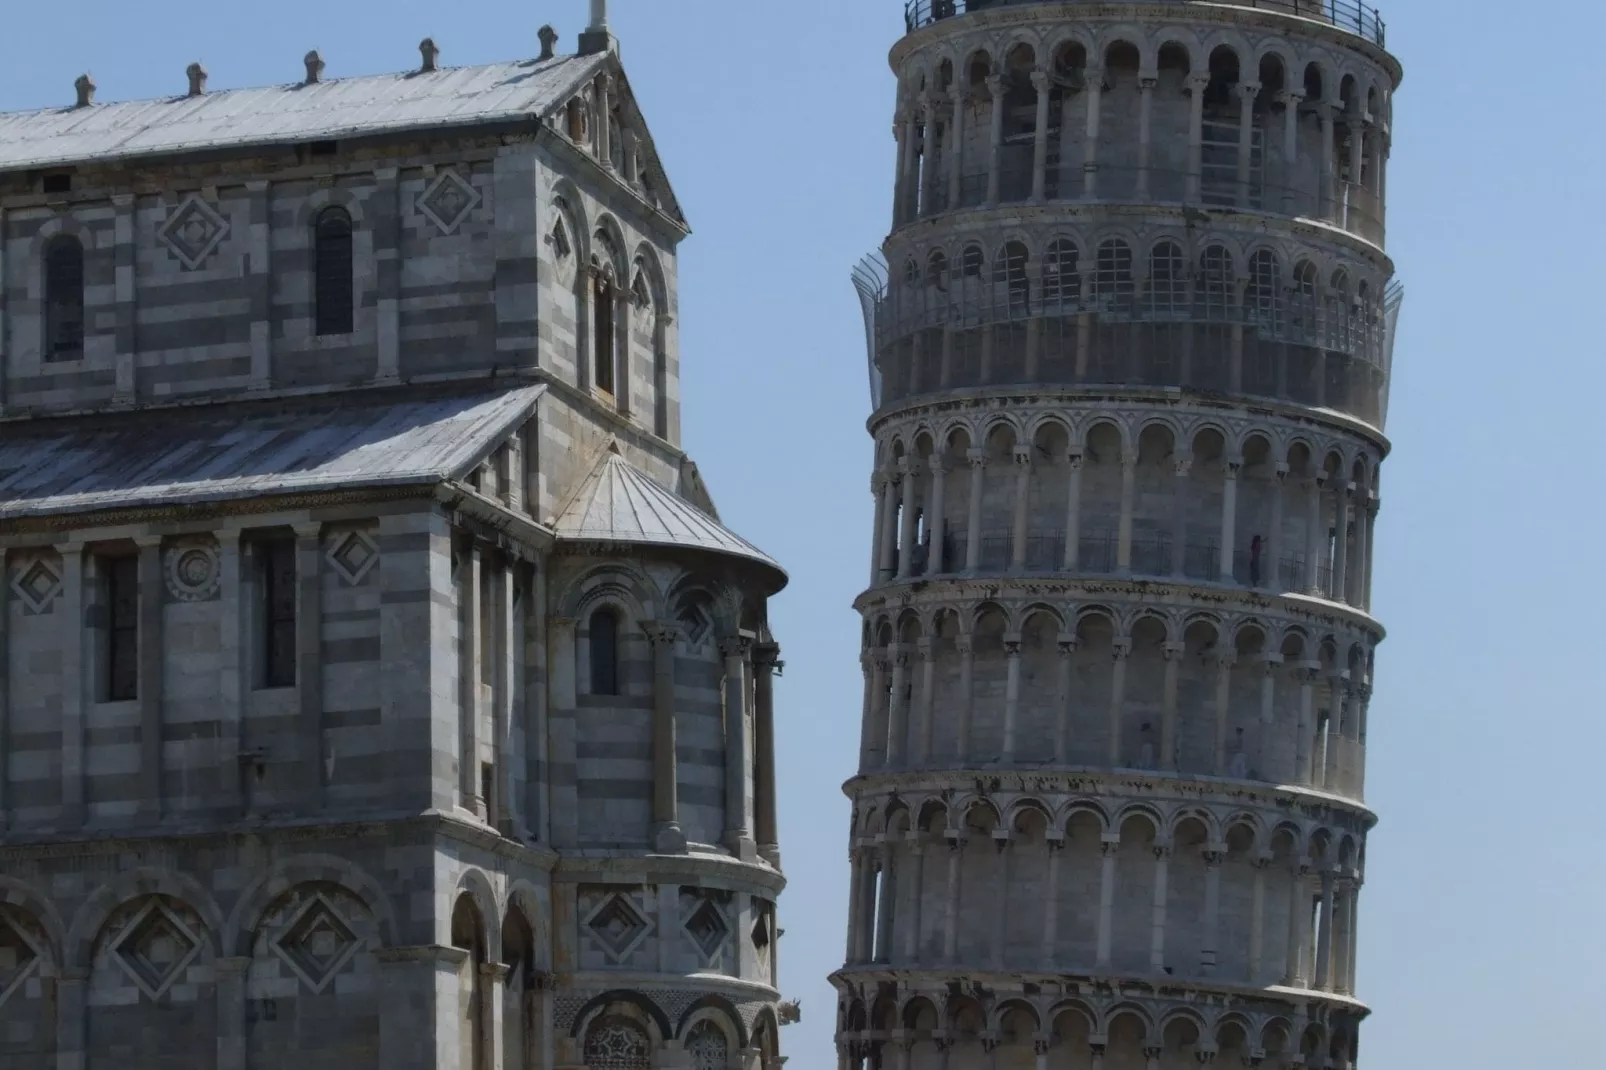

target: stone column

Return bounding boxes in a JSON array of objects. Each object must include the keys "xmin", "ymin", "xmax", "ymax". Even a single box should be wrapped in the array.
[
  {"xmin": 458, "ymin": 540, "xmax": 483, "ymax": 817},
  {"xmin": 992, "ymin": 833, "xmax": 1010, "ymax": 969},
  {"xmin": 884, "ymin": 644, "xmax": 909, "ymax": 768},
  {"xmin": 985, "ymin": 73, "xmax": 1006, "ymax": 205},
  {"xmin": 1160, "ymin": 643, "xmax": 1183, "ymax": 772},
  {"xmin": 1333, "ymin": 482, "xmax": 1353, "ymax": 603},
  {"xmin": 955, "ymin": 636, "xmax": 975, "ymax": 764},
  {"xmin": 1063, "ymin": 452, "xmax": 1084, "ymax": 570},
  {"xmin": 646, "ymin": 623, "xmax": 685, "ymax": 853},
  {"xmin": 897, "ymin": 459, "xmax": 921, "ymax": 579},
  {"xmin": 1315, "ymin": 869, "xmax": 1336, "ymax": 990},
  {"xmin": 942, "ymin": 837, "xmax": 963, "ymax": 961},
  {"xmin": 1363, "ymin": 496, "xmax": 1379, "ymax": 611},
  {"xmin": 1185, "ymin": 73, "xmax": 1211, "ymax": 203},
  {"xmin": 721, "ymin": 635, "xmax": 754, "ymax": 858},
  {"xmin": 754, "ymin": 642, "xmax": 780, "ymax": 861},
  {"xmin": 890, "ymin": 113, "xmax": 908, "ymax": 227},
  {"xmin": 1355, "ymin": 683, "xmax": 1372, "ymax": 799},
  {"xmin": 874, "ymin": 838, "xmax": 897, "ymax": 963},
  {"xmin": 1041, "ymin": 836, "xmax": 1064, "ymax": 970},
  {"xmin": 1318, "ymin": 102, "xmax": 1337, "ymax": 217},
  {"xmin": 1304, "ymin": 474, "xmax": 1325, "ymax": 594},
  {"xmin": 858, "ymin": 652, "xmax": 878, "ymax": 769},
  {"xmin": 1349, "ymin": 491, "xmax": 1370, "ymax": 607},
  {"xmin": 1267, "ymin": 463, "xmax": 1289, "ymax": 590},
  {"xmin": 1055, "ymin": 638, "xmax": 1077, "ymax": 764},
  {"xmin": 1296, "ymin": 662, "xmax": 1319, "ymax": 786},
  {"xmin": 55, "ymin": 968, "xmax": 87, "ymax": 1070},
  {"xmin": 135, "ymin": 536, "xmax": 165, "ymax": 822},
  {"xmin": 877, "ymin": 470, "xmax": 900, "ymax": 582},
  {"xmin": 903, "ymin": 834, "xmax": 926, "ymax": 962},
  {"xmin": 215, "ymin": 956, "xmax": 250, "ymax": 1070},
  {"xmin": 295, "ymin": 522, "xmax": 326, "ymax": 813},
  {"xmin": 1030, "ymin": 69, "xmax": 1053, "ymax": 201},
  {"xmin": 900, "ymin": 107, "xmax": 920, "ymax": 221},
  {"xmin": 1001, "ymin": 635, "xmax": 1023, "ymax": 762},
  {"xmin": 1201, "ymin": 849, "xmax": 1224, "ymax": 975},
  {"xmin": 927, "ymin": 458, "xmax": 948, "ymax": 574},
  {"xmin": 947, "ymin": 88, "xmax": 967, "ymax": 208},
  {"xmin": 1106, "ymin": 639, "xmax": 1131, "ymax": 766},
  {"xmin": 1010, "ymin": 447, "xmax": 1032, "ymax": 570},
  {"xmin": 1219, "ymin": 458, "xmax": 1242, "ymax": 580},
  {"xmin": 481, "ymin": 962, "xmax": 508, "ymax": 1070},
  {"xmin": 1149, "ymin": 845, "xmax": 1170, "ymax": 972},
  {"xmin": 548, "ymin": 616, "xmax": 579, "ymax": 847},
  {"xmin": 1278, "ymin": 90, "xmax": 1305, "ymax": 212},
  {"xmin": 496, "ymin": 561, "xmax": 520, "ymax": 836},
  {"xmin": 1285, "ymin": 862, "xmax": 1310, "ymax": 986},
  {"xmin": 1212, "ymin": 653, "xmax": 1234, "ymax": 774},
  {"xmin": 1082, "ymin": 67, "xmax": 1105, "ymax": 198},
  {"xmin": 844, "ymin": 850, "xmax": 865, "ymax": 962},
  {"xmin": 1095, "ymin": 837, "xmax": 1118, "ymax": 966},
  {"xmin": 595, "ymin": 73, "xmax": 613, "ymax": 168},
  {"xmin": 1135, "ymin": 75, "xmax": 1156, "ymax": 198},
  {"xmin": 965, "ymin": 448, "xmax": 987, "ymax": 571},
  {"xmin": 1345, "ymin": 883, "xmax": 1362, "ymax": 993},
  {"xmin": 914, "ymin": 638, "xmax": 936, "ymax": 765},
  {"xmin": 1249, "ymin": 856, "xmax": 1269, "ymax": 983},
  {"xmin": 869, "ymin": 473, "xmax": 889, "ymax": 586},
  {"xmin": 1116, "ymin": 456, "xmax": 1137, "ymax": 573},
  {"xmin": 1258, "ymin": 656, "xmax": 1280, "ymax": 779},
  {"xmin": 1235, "ymin": 82, "xmax": 1262, "ymax": 207},
  {"xmin": 920, "ymin": 95, "xmax": 940, "ymax": 217},
  {"xmin": 1167, "ymin": 455, "xmax": 1190, "ymax": 577},
  {"xmin": 1326, "ymin": 675, "xmax": 1348, "ymax": 792}
]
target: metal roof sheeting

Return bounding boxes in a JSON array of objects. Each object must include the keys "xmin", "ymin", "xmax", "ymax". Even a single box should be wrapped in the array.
[
  {"xmin": 0, "ymin": 385, "xmax": 543, "ymax": 519},
  {"xmin": 553, "ymin": 445, "xmax": 785, "ymax": 580},
  {"xmin": 0, "ymin": 55, "xmax": 603, "ymax": 172}
]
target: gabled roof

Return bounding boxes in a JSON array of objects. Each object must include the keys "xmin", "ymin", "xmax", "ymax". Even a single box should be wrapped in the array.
[
  {"xmin": 0, "ymin": 386, "xmax": 542, "ymax": 520},
  {"xmin": 0, "ymin": 53, "xmax": 606, "ymax": 174},
  {"xmin": 553, "ymin": 444, "xmax": 784, "ymax": 583}
]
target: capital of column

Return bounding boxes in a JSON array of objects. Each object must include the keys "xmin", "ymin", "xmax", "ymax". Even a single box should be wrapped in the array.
[
  {"xmin": 753, "ymin": 641, "xmax": 782, "ymax": 673},
  {"xmin": 915, "ymin": 637, "xmax": 935, "ymax": 662},
  {"xmin": 1294, "ymin": 659, "xmax": 1322, "ymax": 683},
  {"xmin": 871, "ymin": 472, "xmax": 888, "ymax": 496},
  {"xmin": 954, "ymin": 635, "xmax": 975, "ymax": 657},
  {"xmin": 1144, "ymin": 1045, "xmax": 1165, "ymax": 1060},
  {"xmin": 1235, "ymin": 81, "xmax": 1263, "ymax": 103},
  {"xmin": 1173, "ymin": 455, "xmax": 1193, "ymax": 479},
  {"xmin": 1030, "ymin": 68, "xmax": 1051, "ymax": 93},
  {"xmin": 1003, "ymin": 635, "xmax": 1023, "ymax": 658},
  {"xmin": 1276, "ymin": 89, "xmax": 1306, "ymax": 109},
  {"xmin": 1066, "ymin": 451, "xmax": 1085, "ymax": 471},
  {"xmin": 644, "ymin": 621, "xmax": 681, "ymax": 649},
  {"xmin": 719, "ymin": 635, "xmax": 754, "ymax": 661},
  {"xmin": 1185, "ymin": 72, "xmax": 1212, "ymax": 94},
  {"xmin": 1225, "ymin": 455, "xmax": 1244, "ymax": 478},
  {"xmin": 1274, "ymin": 462, "xmax": 1291, "ymax": 481},
  {"xmin": 1012, "ymin": 446, "xmax": 1033, "ymax": 467},
  {"xmin": 984, "ymin": 73, "xmax": 1004, "ymax": 98},
  {"xmin": 1084, "ymin": 66, "xmax": 1107, "ymax": 90},
  {"xmin": 967, "ymin": 447, "xmax": 989, "ymax": 468},
  {"xmin": 1138, "ymin": 73, "xmax": 1158, "ymax": 91},
  {"xmin": 1057, "ymin": 636, "xmax": 1079, "ymax": 659},
  {"xmin": 1163, "ymin": 642, "xmax": 1187, "ymax": 662}
]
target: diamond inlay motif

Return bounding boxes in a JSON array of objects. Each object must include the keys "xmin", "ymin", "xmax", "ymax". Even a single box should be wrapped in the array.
[
  {"xmin": 271, "ymin": 895, "xmax": 360, "ymax": 993},
  {"xmin": 585, "ymin": 894, "xmax": 650, "ymax": 961},
  {"xmin": 683, "ymin": 898, "xmax": 729, "ymax": 959},
  {"xmin": 417, "ymin": 170, "xmax": 481, "ymax": 234},
  {"xmin": 0, "ymin": 912, "xmax": 40, "ymax": 1010},
  {"xmin": 158, "ymin": 194, "xmax": 231, "ymax": 270},
  {"xmin": 113, "ymin": 901, "xmax": 201, "ymax": 1000},
  {"xmin": 327, "ymin": 530, "xmax": 379, "ymax": 585},
  {"xmin": 11, "ymin": 557, "xmax": 62, "ymax": 613}
]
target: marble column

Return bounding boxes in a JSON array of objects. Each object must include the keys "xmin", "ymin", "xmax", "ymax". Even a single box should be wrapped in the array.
[
  {"xmin": 1149, "ymin": 846, "xmax": 1170, "ymax": 972},
  {"xmin": 903, "ymin": 835, "xmax": 926, "ymax": 962},
  {"xmin": 955, "ymin": 636, "xmax": 975, "ymax": 764},
  {"xmin": 1002, "ymin": 636, "xmax": 1023, "ymax": 762},
  {"xmin": 1106, "ymin": 640, "xmax": 1131, "ymax": 766},
  {"xmin": 1219, "ymin": 458, "xmax": 1242, "ymax": 580},
  {"xmin": 1082, "ymin": 67, "xmax": 1105, "ymax": 198},
  {"xmin": 1030, "ymin": 69, "xmax": 1053, "ymax": 201},
  {"xmin": 1136, "ymin": 75, "xmax": 1156, "ymax": 198},
  {"xmin": 1185, "ymin": 73, "xmax": 1211, "ymax": 202},
  {"xmin": 1055, "ymin": 638, "xmax": 1077, "ymax": 764},
  {"xmin": 1236, "ymin": 82, "xmax": 1262, "ymax": 207},
  {"xmin": 721, "ymin": 636, "xmax": 754, "ymax": 858},
  {"xmin": 1010, "ymin": 447, "xmax": 1032, "ymax": 569},
  {"xmin": 1116, "ymin": 457, "xmax": 1137, "ymax": 573},
  {"xmin": 648, "ymin": 623, "xmax": 686, "ymax": 853},
  {"xmin": 914, "ymin": 638, "xmax": 936, "ymax": 765},
  {"xmin": 1160, "ymin": 643, "xmax": 1183, "ymax": 772},
  {"xmin": 1202, "ymin": 849, "xmax": 1224, "ymax": 975},
  {"xmin": 135, "ymin": 536, "xmax": 165, "ymax": 822},
  {"xmin": 1041, "ymin": 837, "xmax": 1064, "ymax": 970},
  {"xmin": 295, "ymin": 522, "xmax": 326, "ymax": 814},
  {"xmin": 1096, "ymin": 838, "xmax": 1118, "ymax": 966},
  {"xmin": 1278, "ymin": 90, "xmax": 1305, "ymax": 213},
  {"xmin": 753, "ymin": 641, "xmax": 780, "ymax": 862},
  {"xmin": 947, "ymin": 88, "xmax": 966, "ymax": 208},
  {"xmin": 1063, "ymin": 452, "xmax": 1085, "ymax": 570},
  {"xmin": 965, "ymin": 449, "xmax": 987, "ymax": 571},
  {"xmin": 927, "ymin": 458, "xmax": 948, "ymax": 574},
  {"xmin": 885, "ymin": 644, "xmax": 909, "ymax": 768},
  {"xmin": 874, "ymin": 839, "xmax": 897, "ymax": 963},
  {"xmin": 985, "ymin": 73, "xmax": 1005, "ymax": 205}
]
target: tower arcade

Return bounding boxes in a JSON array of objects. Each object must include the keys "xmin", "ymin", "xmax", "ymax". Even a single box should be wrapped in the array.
[{"xmin": 836, "ymin": 1, "xmax": 1403, "ymax": 1067}]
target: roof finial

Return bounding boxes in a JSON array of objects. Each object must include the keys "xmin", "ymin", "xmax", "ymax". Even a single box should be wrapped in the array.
[
  {"xmin": 419, "ymin": 38, "xmax": 440, "ymax": 73},
  {"xmin": 304, "ymin": 50, "xmax": 325, "ymax": 86},
  {"xmin": 537, "ymin": 24, "xmax": 559, "ymax": 62},
  {"xmin": 579, "ymin": 0, "xmax": 615, "ymax": 56},
  {"xmin": 74, "ymin": 73, "xmax": 96, "ymax": 109},
  {"xmin": 186, "ymin": 62, "xmax": 208, "ymax": 97}
]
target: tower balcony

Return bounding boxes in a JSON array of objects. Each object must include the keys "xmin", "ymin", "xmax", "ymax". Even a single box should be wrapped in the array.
[{"xmin": 903, "ymin": 0, "xmax": 1387, "ymax": 48}]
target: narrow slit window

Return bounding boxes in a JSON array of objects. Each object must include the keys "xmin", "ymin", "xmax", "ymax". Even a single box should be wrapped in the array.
[
  {"xmin": 44, "ymin": 235, "xmax": 85, "ymax": 361},
  {"xmin": 262, "ymin": 541, "xmax": 297, "ymax": 689},
  {"xmin": 589, "ymin": 608, "xmax": 620, "ymax": 696},
  {"xmin": 593, "ymin": 271, "xmax": 616, "ymax": 395},
  {"xmin": 106, "ymin": 556, "xmax": 139, "ymax": 702},
  {"xmin": 314, "ymin": 206, "xmax": 355, "ymax": 336}
]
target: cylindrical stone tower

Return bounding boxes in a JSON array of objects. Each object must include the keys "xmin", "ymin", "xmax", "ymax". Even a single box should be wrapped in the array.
[{"xmin": 836, "ymin": 2, "xmax": 1402, "ymax": 1067}]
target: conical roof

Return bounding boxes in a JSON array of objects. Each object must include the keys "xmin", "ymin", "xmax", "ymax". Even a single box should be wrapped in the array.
[{"xmin": 552, "ymin": 445, "xmax": 785, "ymax": 583}]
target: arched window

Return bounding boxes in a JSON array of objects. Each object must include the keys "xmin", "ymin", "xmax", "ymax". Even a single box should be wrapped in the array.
[
  {"xmin": 1146, "ymin": 241, "xmax": 1187, "ymax": 318},
  {"xmin": 585, "ymin": 1017, "xmax": 652, "ymax": 1070},
  {"xmin": 1042, "ymin": 239, "xmax": 1081, "ymax": 313},
  {"xmin": 589, "ymin": 607, "xmax": 620, "ymax": 696},
  {"xmin": 313, "ymin": 206, "xmax": 354, "ymax": 336},
  {"xmin": 43, "ymin": 234, "xmax": 85, "ymax": 361},
  {"xmin": 592, "ymin": 269, "xmax": 616, "ymax": 395},
  {"xmin": 686, "ymin": 1021, "xmax": 730, "ymax": 1070}
]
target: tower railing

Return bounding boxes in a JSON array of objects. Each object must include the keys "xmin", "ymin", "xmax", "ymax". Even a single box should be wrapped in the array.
[{"xmin": 904, "ymin": 0, "xmax": 1387, "ymax": 48}]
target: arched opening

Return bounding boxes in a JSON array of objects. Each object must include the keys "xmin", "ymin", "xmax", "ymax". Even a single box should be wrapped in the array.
[
  {"xmin": 313, "ymin": 206, "xmax": 355, "ymax": 336},
  {"xmin": 588, "ymin": 607, "xmax": 620, "ymax": 696},
  {"xmin": 585, "ymin": 1014, "xmax": 653, "ymax": 1069},
  {"xmin": 591, "ymin": 266, "xmax": 616, "ymax": 396},
  {"xmin": 502, "ymin": 905, "xmax": 538, "ymax": 1070},
  {"xmin": 43, "ymin": 234, "xmax": 85, "ymax": 360},
  {"xmin": 451, "ymin": 895, "xmax": 487, "ymax": 1070}
]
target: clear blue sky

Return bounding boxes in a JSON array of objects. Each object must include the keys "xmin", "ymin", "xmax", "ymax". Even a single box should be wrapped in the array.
[{"xmin": 7, "ymin": 2, "xmax": 1600, "ymax": 1066}]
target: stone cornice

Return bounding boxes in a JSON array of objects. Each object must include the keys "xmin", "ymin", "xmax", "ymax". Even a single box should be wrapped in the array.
[
  {"xmin": 868, "ymin": 384, "xmax": 1392, "ymax": 456},
  {"xmin": 553, "ymin": 850, "xmax": 787, "ymax": 897},
  {"xmin": 841, "ymin": 767, "xmax": 1378, "ymax": 829},
  {"xmin": 855, "ymin": 575, "xmax": 1386, "ymax": 644}
]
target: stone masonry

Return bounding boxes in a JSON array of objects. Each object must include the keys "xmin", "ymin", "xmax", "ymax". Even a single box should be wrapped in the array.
[
  {"xmin": 0, "ymin": 6, "xmax": 788, "ymax": 1069},
  {"xmin": 835, "ymin": 1, "xmax": 1403, "ymax": 1068}
]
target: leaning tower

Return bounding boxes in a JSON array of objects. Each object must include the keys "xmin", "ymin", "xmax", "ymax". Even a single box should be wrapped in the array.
[{"xmin": 835, "ymin": 1, "xmax": 1402, "ymax": 1067}]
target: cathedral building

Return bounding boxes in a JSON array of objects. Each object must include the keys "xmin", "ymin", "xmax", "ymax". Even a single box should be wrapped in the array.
[
  {"xmin": 836, "ymin": 0, "xmax": 1402, "ymax": 1066},
  {"xmin": 0, "ymin": 5, "xmax": 788, "ymax": 1068}
]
